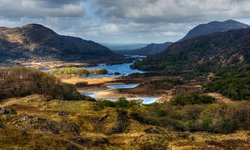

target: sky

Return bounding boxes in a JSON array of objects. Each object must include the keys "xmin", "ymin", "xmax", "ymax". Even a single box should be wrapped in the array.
[{"xmin": 0, "ymin": 0, "xmax": 250, "ymax": 44}]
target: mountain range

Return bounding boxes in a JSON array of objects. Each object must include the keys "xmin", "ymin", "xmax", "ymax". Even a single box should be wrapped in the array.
[
  {"xmin": 133, "ymin": 20, "xmax": 250, "ymax": 74},
  {"xmin": 0, "ymin": 24, "xmax": 115, "ymax": 62},
  {"xmin": 121, "ymin": 20, "xmax": 249, "ymax": 56},
  {"xmin": 124, "ymin": 42, "xmax": 173, "ymax": 56}
]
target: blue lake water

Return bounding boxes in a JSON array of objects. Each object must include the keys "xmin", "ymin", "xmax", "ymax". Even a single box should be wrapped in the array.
[
  {"xmin": 102, "ymin": 97, "xmax": 159, "ymax": 104},
  {"xmin": 107, "ymin": 84, "xmax": 139, "ymax": 89},
  {"xmin": 85, "ymin": 63, "xmax": 144, "ymax": 78},
  {"xmin": 81, "ymin": 83, "xmax": 160, "ymax": 104},
  {"xmin": 81, "ymin": 55, "xmax": 160, "ymax": 104}
]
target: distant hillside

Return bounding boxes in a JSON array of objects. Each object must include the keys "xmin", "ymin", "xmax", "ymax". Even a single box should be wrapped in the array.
[
  {"xmin": 133, "ymin": 27, "xmax": 250, "ymax": 75},
  {"xmin": 104, "ymin": 43, "xmax": 148, "ymax": 51},
  {"xmin": 181, "ymin": 20, "xmax": 249, "ymax": 41},
  {"xmin": 0, "ymin": 24, "xmax": 115, "ymax": 62},
  {"xmin": 125, "ymin": 42, "xmax": 173, "ymax": 56}
]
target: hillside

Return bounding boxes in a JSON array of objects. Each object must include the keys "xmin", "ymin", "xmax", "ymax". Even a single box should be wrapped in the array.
[
  {"xmin": 125, "ymin": 42, "xmax": 173, "ymax": 56},
  {"xmin": 181, "ymin": 20, "xmax": 249, "ymax": 41},
  {"xmin": 0, "ymin": 66, "xmax": 92, "ymax": 100},
  {"xmin": 0, "ymin": 93, "xmax": 249, "ymax": 149},
  {"xmin": 133, "ymin": 27, "xmax": 250, "ymax": 74},
  {"xmin": 104, "ymin": 43, "xmax": 148, "ymax": 51},
  {"xmin": 0, "ymin": 24, "xmax": 115, "ymax": 62}
]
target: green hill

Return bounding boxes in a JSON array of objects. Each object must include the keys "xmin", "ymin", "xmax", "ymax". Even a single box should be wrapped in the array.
[{"xmin": 0, "ymin": 66, "xmax": 92, "ymax": 101}]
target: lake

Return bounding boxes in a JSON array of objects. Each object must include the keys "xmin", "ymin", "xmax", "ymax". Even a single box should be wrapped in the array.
[
  {"xmin": 85, "ymin": 62, "xmax": 144, "ymax": 78},
  {"xmin": 81, "ymin": 55, "xmax": 160, "ymax": 104}
]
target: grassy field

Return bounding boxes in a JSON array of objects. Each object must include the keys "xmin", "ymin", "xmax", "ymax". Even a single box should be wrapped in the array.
[{"xmin": 0, "ymin": 95, "xmax": 249, "ymax": 149}]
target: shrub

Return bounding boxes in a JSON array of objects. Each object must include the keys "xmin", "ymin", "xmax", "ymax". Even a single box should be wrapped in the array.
[
  {"xmin": 0, "ymin": 66, "xmax": 86, "ymax": 100},
  {"xmin": 75, "ymin": 82, "xmax": 88, "ymax": 88},
  {"xmin": 98, "ymin": 98, "xmax": 139, "ymax": 110},
  {"xmin": 115, "ymin": 98, "xmax": 130, "ymax": 108},
  {"xmin": 205, "ymin": 65, "xmax": 250, "ymax": 100},
  {"xmin": 130, "ymin": 101, "xmax": 250, "ymax": 133},
  {"xmin": 89, "ymin": 68, "xmax": 108, "ymax": 75},
  {"xmin": 170, "ymin": 93, "xmax": 215, "ymax": 106},
  {"xmin": 47, "ymin": 67, "xmax": 108, "ymax": 77},
  {"xmin": 48, "ymin": 67, "xmax": 89, "ymax": 77},
  {"xmin": 98, "ymin": 100, "xmax": 116, "ymax": 108}
]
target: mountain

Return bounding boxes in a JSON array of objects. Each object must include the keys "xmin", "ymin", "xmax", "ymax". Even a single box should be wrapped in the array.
[
  {"xmin": 181, "ymin": 20, "xmax": 249, "ymax": 41},
  {"xmin": 0, "ymin": 24, "xmax": 115, "ymax": 62},
  {"xmin": 104, "ymin": 43, "xmax": 148, "ymax": 51},
  {"xmin": 125, "ymin": 42, "xmax": 173, "ymax": 56},
  {"xmin": 133, "ymin": 27, "xmax": 250, "ymax": 74}
]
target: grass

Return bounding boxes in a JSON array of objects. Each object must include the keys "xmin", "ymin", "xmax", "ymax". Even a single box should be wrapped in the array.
[
  {"xmin": 47, "ymin": 67, "xmax": 108, "ymax": 77},
  {"xmin": 0, "ymin": 95, "xmax": 249, "ymax": 149}
]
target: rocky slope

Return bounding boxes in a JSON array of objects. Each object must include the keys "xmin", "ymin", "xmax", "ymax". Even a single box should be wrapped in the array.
[
  {"xmin": 181, "ymin": 20, "xmax": 249, "ymax": 41},
  {"xmin": 0, "ymin": 24, "xmax": 115, "ymax": 62}
]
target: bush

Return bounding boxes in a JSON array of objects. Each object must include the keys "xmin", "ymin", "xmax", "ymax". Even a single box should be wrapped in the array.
[
  {"xmin": 47, "ymin": 67, "xmax": 108, "ymax": 77},
  {"xmin": 130, "ymin": 101, "xmax": 250, "ymax": 133},
  {"xmin": 0, "ymin": 66, "xmax": 86, "ymax": 100},
  {"xmin": 89, "ymin": 68, "xmax": 108, "ymax": 75},
  {"xmin": 170, "ymin": 93, "xmax": 215, "ymax": 106},
  {"xmin": 115, "ymin": 98, "xmax": 130, "ymax": 108},
  {"xmin": 48, "ymin": 67, "xmax": 90, "ymax": 77},
  {"xmin": 98, "ymin": 100, "xmax": 116, "ymax": 108},
  {"xmin": 75, "ymin": 82, "xmax": 88, "ymax": 88},
  {"xmin": 98, "ymin": 98, "xmax": 139, "ymax": 110},
  {"xmin": 205, "ymin": 65, "xmax": 250, "ymax": 100}
]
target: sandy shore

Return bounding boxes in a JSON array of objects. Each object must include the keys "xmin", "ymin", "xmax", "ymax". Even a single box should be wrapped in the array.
[
  {"xmin": 93, "ymin": 89, "xmax": 136, "ymax": 99},
  {"xmin": 19, "ymin": 61, "xmax": 89, "ymax": 69},
  {"xmin": 61, "ymin": 77, "xmax": 118, "ymax": 85}
]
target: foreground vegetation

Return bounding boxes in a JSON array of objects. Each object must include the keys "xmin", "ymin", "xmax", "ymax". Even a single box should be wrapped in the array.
[
  {"xmin": 131, "ymin": 100, "xmax": 250, "ymax": 134},
  {"xmin": 0, "ymin": 95, "xmax": 249, "ymax": 149},
  {"xmin": 99, "ymin": 95, "xmax": 249, "ymax": 134},
  {"xmin": 0, "ymin": 67, "xmax": 90, "ymax": 100}
]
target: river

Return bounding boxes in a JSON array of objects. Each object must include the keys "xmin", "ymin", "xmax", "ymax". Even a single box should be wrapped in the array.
[{"xmin": 81, "ymin": 55, "xmax": 160, "ymax": 104}]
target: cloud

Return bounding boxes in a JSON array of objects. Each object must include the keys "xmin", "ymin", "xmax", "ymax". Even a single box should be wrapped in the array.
[
  {"xmin": 0, "ymin": 0, "xmax": 250, "ymax": 43},
  {"xmin": 0, "ymin": 0, "xmax": 85, "ymax": 18},
  {"xmin": 93, "ymin": 0, "xmax": 250, "ymax": 23}
]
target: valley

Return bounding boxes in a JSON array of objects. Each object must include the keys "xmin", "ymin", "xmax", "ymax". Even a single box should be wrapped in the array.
[{"xmin": 0, "ymin": 19, "xmax": 250, "ymax": 150}]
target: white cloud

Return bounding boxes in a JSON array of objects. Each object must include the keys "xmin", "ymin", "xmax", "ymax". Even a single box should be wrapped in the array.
[
  {"xmin": 0, "ymin": 0, "xmax": 85, "ymax": 18},
  {"xmin": 0, "ymin": 0, "xmax": 250, "ymax": 43},
  {"xmin": 94, "ymin": 0, "xmax": 250, "ymax": 23}
]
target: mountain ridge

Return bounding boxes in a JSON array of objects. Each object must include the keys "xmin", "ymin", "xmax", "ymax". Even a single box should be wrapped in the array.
[
  {"xmin": 0, "ymin": 24, "xmax": 115, "ymax": 62},
  {"xmin": 181, "ymin": 19, "xmax": 249, "ymax": 41},
  {"xmin": 133, "ymin": 27, "xmax": 250, "ymax": 74},
  {"xmin": 124, "ymin": 42, "xmax": 173, "ymax": 56}
]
